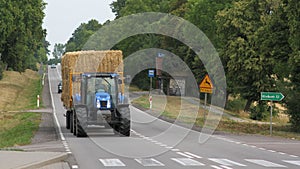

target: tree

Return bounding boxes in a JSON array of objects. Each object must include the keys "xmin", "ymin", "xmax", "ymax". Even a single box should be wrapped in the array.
[
  {"xmin": 65, "ymin": 19, "xmax": 102, "ymax": 52},
  {"xmin": 285, "ymin": 0, "xmax": 300, "ymax": 131},
  {"xmin": 216, "ymin": 0, "xmax": 286, "ymax": 112},
  {"xmin": 0, "ymin": 0, "xmax": 46, "ymax": 72},
  {"xmin": 52, "ymin": 43, "xmax": 65, "ymax": 60}
]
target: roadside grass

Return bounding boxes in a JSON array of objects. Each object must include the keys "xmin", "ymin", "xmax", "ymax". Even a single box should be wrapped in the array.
[
  {"xmin": 0, "ymin": 112, "xmax": 40, "ymax": 148},
  {"xmin": 132, "ymin": 95, "xmax": 300, "ymax": 140},
  {"xmin": 0, "ymin": 69, "xmax": 42, "ymax": 148}
]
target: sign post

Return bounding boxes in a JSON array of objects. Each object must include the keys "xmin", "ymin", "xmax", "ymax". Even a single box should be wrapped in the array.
[
  {"xmin": 199, "ymin": 75, "xmax": 213, "ymax": 121},
  {"xmin": 148, "ymin": 70, "xmax": 155, "ymax": 109},
  {"xmin": 260, "ymin": 92, "xmax": 285, "ymax": 135}
]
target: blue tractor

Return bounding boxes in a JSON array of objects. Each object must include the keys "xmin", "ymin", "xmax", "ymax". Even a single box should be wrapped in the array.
[{"xmin": 66, "ymin": 73, "xmax": 130, "ymax": 137}]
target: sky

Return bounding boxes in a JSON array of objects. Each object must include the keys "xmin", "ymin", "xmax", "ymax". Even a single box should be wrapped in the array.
[{"xmin": 42, "ymin": 0, "xmax": 115, "ymax": 58}]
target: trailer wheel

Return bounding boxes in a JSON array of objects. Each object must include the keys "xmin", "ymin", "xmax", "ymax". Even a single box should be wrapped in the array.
[
  {"xmin": 66, "ymin": 111, "xmax": 71, "ymax": 129},
  {"xmin": 119, "ymin": 118, "xmax": 130, "ymax": 137},
  {"xmin": 73, "ymin": 113, "xmax": 77, "ymax": 136},
  {"xmin": 117, "ymin": 106, "xmax": 130, "ymax": 137},
  {"xmin": 70, "ymin": 111, "xmax": 73, "ymax": 133},
  {"xmin": 76, "ymin": 119, "xmax": 87, "ymax": 137}
]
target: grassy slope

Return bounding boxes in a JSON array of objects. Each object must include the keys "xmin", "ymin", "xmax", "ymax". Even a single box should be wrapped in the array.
[
  {"xmin": 0, "ymin": 70, "xmax": 42, "ymax": 148},
  {"xmin": 132, "ymin": 95, "xmax": 300, "ymax": 140}
]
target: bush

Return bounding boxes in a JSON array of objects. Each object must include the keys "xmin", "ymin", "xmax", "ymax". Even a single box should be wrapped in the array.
[
  {"xmin": 0, "ymin": 61, "xmax": 6, "ymax": 80},
  {"xmin": 250, "ymin": 103, "xmax": 278, "ymax": 121},
  {"xmin": 226, "ymin": 97, "xmax": 247, "ymax": 112}
]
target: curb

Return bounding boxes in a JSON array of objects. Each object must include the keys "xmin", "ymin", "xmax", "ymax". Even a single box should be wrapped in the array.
[{"xmin": 17, "ymin": 153, "xmax": 69, "ymax": 169}]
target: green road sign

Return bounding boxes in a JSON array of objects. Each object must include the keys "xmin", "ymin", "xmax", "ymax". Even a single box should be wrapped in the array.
[{"xmin": 261, "ymin": 92, "xmax": 284, "ymax": 101}]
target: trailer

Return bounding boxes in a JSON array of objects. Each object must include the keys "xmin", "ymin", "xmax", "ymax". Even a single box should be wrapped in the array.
[{"xmin": 61, "ymin": 50, "xmax": 130, "ymax": 137}]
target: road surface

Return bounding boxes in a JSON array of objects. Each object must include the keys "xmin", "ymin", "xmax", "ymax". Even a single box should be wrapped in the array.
[{"xmin": 48, "ymin": 66, "xmax": 300, "ymax": 169}]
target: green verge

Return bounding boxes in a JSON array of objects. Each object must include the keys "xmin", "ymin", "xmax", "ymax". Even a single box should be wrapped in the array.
[
  {"xmin": 132, "ymin": 95, "xmax": 300, "ymax": 140},
  {"xmin": 0, "ymin": 112, "xmax": 40, "ymax": 148},
  {"xmin": 0, "ymin": 70, "xmax": 43, "ymax": 148}
]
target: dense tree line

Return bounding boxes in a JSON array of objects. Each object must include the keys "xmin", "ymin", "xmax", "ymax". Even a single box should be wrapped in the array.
[
  {"xmin": 0, "ymin": 0, "xmax": 48, "ymax": 78},
  {"xmin": 64, "ymin": 0, "xmax": 299, "ymax": 131}
]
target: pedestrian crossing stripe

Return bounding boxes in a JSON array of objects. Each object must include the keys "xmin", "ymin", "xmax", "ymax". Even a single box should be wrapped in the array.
[
  {"xmin": 282, "ymin": 160, "xmax": 300, "ymax": 166},
  {"xmin": 209, "ymin": 158, "xmax": 246, "ymax": 166},
  {"xmin": 171, "ymin": 158, "xmax": 205, "ymax": 166},
  {"xmin": 97, "ymin": 158, "xmax": 300, "ymax": 168},
  {"xmin": 99, "ymin": 159, "xmax": 126, "ymax": 167},
  {"xmin": 135, "ymin": 158, "xmax": 165, "ymax": 166},
  {"xmin": 245, "ymin": 159, "xmax": 286, "ymax": 167}
]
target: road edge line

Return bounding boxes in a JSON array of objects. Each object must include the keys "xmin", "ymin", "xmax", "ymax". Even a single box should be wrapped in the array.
[{"xmin": 48, "ymin": 67, "xmax": 65, "ymax": 141}]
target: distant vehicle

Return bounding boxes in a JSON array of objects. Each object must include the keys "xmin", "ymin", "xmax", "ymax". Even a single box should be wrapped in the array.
[
  {"xmin": 58, "ymin": 81, "xmax": 62, "ymax": 93},
  {"xmin": 51, "ymin": 64, "xmax": 56, "ymax": 69}
]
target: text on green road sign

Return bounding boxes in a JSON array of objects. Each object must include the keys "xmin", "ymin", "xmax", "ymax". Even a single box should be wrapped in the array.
[{"xmin": 260, "ymin": 92, "xmax": 284, "ymax": 101}]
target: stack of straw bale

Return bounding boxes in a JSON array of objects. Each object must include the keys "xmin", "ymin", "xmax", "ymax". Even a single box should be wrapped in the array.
[{"xmin": 61, "ymin": 50, "xmax": 123, "ymax": 108}]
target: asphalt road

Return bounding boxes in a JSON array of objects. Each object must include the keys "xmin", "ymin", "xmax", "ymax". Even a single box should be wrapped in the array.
[{"xmin": 48, "ymin": 66, "xmax": 300, "ymax": 169}]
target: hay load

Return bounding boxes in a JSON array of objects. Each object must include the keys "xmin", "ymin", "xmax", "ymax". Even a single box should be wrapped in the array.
[{"xmin": 61, "ymin": 50, "xmax": 123, "ymax": 108}]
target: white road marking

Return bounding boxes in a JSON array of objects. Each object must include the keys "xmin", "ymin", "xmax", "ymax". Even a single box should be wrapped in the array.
[
  {"xmin": 245, "ymin": 159, "xmax": 286, "ymax": 167},
  {"xmin": 290, "ymin": 155, "xmax": 298, "ymax": 158},
  {"xmin": 211, "ymin": 165, "xmax": 223, "ymax": 169},
  {"xmin": 268, "ymin": 150, "xmax": 276, "ymax": 153},
  {"xmin": 220, "ymin": 165, "xmax": 233, "ymax": 169},
  {"xmin": 259, "ymin": 148, "xmax": 266, "ymax": 150},
  {"xmin": 99, "ymin": 159, "xmax": 126, "ymax": 167},
  {"xmin": 166, "ymin": 146, "xmax": 173, "ymax": 149},
  {"xmin": 171, "ymin": 149, "xmax": 180, "ymax": 152},
  {"xmin": 184, "ymin": 152, "xmax": 202, "ymax": 158},
  {"xmin": 171, "ymin": 158, "xmax": 205, "ymax": 166},
  {"xmin": 283, "ymin": 160, "xmax": 300, "ymax": 166},
  {"xmin": 279, "ymin": 152, "xmax": 286, "ymax": 155},
  {"xmin": 177, "ymin": 152, "xmax": 193, "ymax": 158},
  {"xmin": 48, "ymin": 67, "xmax": 65, "ymax": 141},
  {"xmin": 71, "ymin": 165, "xmax": 79, "ymax": 169},
  {"xmin": 209, "ymin": 158, "xmax": 246, "ymax": 166},
  {"xmin": 135, "ymin": 158, "xmax": 165, "ymax": 166}
]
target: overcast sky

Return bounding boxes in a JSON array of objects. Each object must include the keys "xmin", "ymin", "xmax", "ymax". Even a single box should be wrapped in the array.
[{"xmin": 43, "ymin": 0, "xmax": 115, "ymax": 58}]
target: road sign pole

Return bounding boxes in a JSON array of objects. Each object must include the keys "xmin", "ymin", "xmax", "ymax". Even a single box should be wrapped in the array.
[
  {"xmin": 270, "ymin": 101, "xmax": 273, "ymax": 136},
  {"xmin": 204, "ymin": 93, "xmax": 207, "ymax": 121},
  {"xmin": 149, "ymin": 77, "xmax": 152, "ymax": 109}
]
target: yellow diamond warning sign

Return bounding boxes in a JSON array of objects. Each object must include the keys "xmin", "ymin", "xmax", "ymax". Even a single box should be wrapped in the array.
[{"xmin": 199, "ymin": 74, "xmax": 213, "ymax": 93}]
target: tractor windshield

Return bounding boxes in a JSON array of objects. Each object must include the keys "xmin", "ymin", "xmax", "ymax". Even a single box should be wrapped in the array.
[{"xmin": 87, "ymin": 77, "xmax": 116, "ymax": 96}]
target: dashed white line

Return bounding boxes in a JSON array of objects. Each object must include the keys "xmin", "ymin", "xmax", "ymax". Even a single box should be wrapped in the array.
[
  {"xmin": 209, "ymin": 158, "xmax": 246, "ymax": 167},
  {"xmin": 290, "ymin": 155, "xmax": 299, "ymax": 158},
  {"xmin": 172, "ymin": 149, "xmax": 180, "ymax": 152},
  {"xmin": 177, "ymin": 152, "xmax": 193, "ymax": 158},
  {"xmin": 171, "ymin": 158, "xmax": 205, "ymax": 166},
  {"xmin": 220, "ymin": 165, "xmax": 233, "ymax": 169},
  {"xmin": 211, "ymin": 165, "xmax": 223, "ymax": 169},
  {"xmin": 245, "ymin": 159, "xmax": 286, "ymax": 167},
  {"xmin": 184, "ymin": 152, "xmax": 202, "ymax": 159},
  {"xmin": 268, "ymin": 150, "xmax": 276, "ymax": 153}
]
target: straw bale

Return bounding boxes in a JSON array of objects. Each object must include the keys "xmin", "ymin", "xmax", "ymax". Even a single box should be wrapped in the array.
[{"xmin": 61, "ymin": 50, "xmax": 123, "ymax": 108}]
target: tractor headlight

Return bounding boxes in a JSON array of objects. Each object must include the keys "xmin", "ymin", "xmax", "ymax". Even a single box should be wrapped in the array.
[
  {"xmin": 107, "ymin": 100, "xmax": 111, "ymax": 108},
  {"xmin": 96, "ymin": 99, "xmax": 101, "ymax": 108}
]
